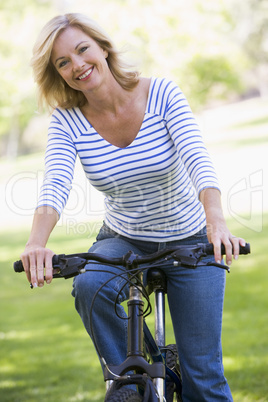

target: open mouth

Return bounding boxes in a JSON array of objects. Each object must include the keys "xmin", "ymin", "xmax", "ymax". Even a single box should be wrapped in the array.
[{"xmin": 77, "ymin": 67, "xmax": 93, "ymax": 80}]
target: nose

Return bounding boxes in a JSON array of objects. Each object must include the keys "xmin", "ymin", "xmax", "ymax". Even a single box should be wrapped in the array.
[{"xmin": 72, "ymin": 56, "xmax": 85, "ymax": 72}]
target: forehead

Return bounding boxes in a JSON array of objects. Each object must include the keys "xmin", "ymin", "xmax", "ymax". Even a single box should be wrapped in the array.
[{"xmin": 52, "ymin": 26, "xmax": 95, "ymax": 58}]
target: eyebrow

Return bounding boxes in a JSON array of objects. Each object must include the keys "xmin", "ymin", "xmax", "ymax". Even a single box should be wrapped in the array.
[
  {"xmin": 54, "ymin": 41, "xmax": 89, "ymax": 65},
  {"xmin": 75, "ymin": 40, "xmax": 88, "ymax": 50}
]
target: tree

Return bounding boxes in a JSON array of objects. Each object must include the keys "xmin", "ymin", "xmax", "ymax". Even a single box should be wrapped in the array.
[
  {"xmin": 0, "ymin": 0, "xmax": 266, "ymax": 157},
  {"xmin": 0, "ymin": 0, "xmax": 54, "ymax": 157},
  {"xmin": 180, "ymin": 54, "xmax": 244, "ymax": 110},
  {"xmin": 226, "ymin": 0, "xmax": 268, "ymax": 96}
]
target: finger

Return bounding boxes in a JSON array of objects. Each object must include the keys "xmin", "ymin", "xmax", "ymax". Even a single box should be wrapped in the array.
[
  {"xmin": 233, "ymin": 237, "xmax": 247, "ymax": 260},
  {"xmin": 29, "ymin": 252, "xmax": 38, "ymax": 288},
  {"xmin": 44, "ymin": 252, "xmax": 53, "ymax": 284},
  {"xmin": 213, "ymin": 240, "xmax": 222, "ymax": 264},
  {"xmin": 36, "ymin": 251, "xmax": 45, "ymax": 287},
  {"xmin": 240, "ymin": 237, "xmax": 246, "ymax": 248},
  {"xmin": 21, "ymin": 254, "xmax": 31, "ymax": 283},
  {"xmin": 224, "ymin": 239, "xmax": 233, "ymax": 266},
  {"xmin": 231, "ymin": 236, "xmax": 240, "ymax": 261}
]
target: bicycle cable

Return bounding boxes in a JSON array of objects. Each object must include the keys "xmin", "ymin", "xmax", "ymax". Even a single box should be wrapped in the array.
[
  {"xmin": 82, "ymin": 257, "xmax": 221, "ymax": 360},
  {"xmin": 86, "ymin": 263, "xmax": 155, "ymax": 358}
]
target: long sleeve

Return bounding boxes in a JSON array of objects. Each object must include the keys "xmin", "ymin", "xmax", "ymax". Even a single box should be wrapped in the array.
[
  {"xmin": 37, "ymin": 112, "xmax": 77, "ymax": 217},
  {"xmin": 165, "ymin": 81, "xmax": 220, "ymax": 196}
]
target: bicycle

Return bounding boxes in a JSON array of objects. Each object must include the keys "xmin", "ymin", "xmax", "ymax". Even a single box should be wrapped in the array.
[{"xmin": 14, "ymin": 242, "xmax": 250, "ymax": 402}]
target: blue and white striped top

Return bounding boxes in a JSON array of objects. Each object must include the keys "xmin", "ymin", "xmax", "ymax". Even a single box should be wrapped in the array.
[{"xmin": 38, "ymin": 77, "xmax": 220, "ymax": 241}]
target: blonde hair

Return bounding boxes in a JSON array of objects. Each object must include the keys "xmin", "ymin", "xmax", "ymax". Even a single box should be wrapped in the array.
[{"xmin": 31, "ymin": 13, "xmax": 140, "ymax": 110}]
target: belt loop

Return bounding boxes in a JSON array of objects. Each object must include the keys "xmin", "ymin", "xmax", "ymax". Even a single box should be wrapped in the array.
[{"xmin": 158, "ymin": 242, "xmax": 167, "ymax": 251}]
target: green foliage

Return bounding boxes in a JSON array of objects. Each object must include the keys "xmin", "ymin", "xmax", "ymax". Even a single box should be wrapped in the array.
[
  {"xmin": 181, "ymin": 54, "xmax": 244, "ymax": 110},
  {"xmin": 0, "ymin": 0, "xmax": 55, "ymax": 155},
  {"xmin": 230, "ymin": 0, "xmax": 268, "ymax": 64},
  {"xmin": 1, "ymin": 0, "xmax": 267, "ymax": 156}
]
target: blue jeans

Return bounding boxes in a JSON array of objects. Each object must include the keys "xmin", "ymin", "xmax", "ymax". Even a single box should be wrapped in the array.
[{"xmin": 72, "ymin": 223, "xmax": 233, "ymax": 401}]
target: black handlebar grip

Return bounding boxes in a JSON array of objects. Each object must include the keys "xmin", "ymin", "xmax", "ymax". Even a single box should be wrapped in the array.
[
  {"xmin": 52, "ymin": 254, "xmax": 60, "ymax": 265},
  {"xmin": 204, "ymin": 243, "xmax": 250, "ymax": 255},
  {"xmin": 238, "ymin": 243, "xmax": 251, "ymax": 254},
  {"xmin": 13, "ymin": 254, "xmax": 60, "ymax": 273},
  {"xmin": 14, "ymin": 260, "xmax": 24, "ymax": 272}
]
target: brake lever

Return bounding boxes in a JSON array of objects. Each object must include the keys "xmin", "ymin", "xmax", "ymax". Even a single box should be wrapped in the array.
[
  {"xmin": 53, "ymin": 256, "xmax": 88, "ymax": 279},
  {"xmin": 171, "ymin": 246, "xmax": 205, "ymax": 268},
  {"xmin": 207, "ymin": 261, "xmax": 230, "ymax": 273},
  {"xmin": 171, "ymin": 247, "xmax": 230, "ymax": 272}
]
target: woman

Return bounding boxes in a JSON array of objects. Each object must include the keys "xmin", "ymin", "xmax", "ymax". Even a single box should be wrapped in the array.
[{"xmin": 21, "ymin": 13, "xmax": 245, "ymax": 401}]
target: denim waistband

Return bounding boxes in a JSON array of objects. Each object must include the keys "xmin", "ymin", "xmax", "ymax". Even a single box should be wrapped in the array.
[{"xmin": 96, "ymin": 221, "xmax": 208, "ymax": 254}]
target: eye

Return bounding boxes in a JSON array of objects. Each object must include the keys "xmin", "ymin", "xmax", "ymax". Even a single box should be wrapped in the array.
[
  {"xmin": 58, "ymin": 60, "xmax": 68, "ymax": 68},
  {"xmin": 79, "ymin": 46, "xmax": 88, "ymax": 53}
]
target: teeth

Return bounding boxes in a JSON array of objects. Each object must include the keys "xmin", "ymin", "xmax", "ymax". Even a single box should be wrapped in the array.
[{"xmin": 78, "ymin": 68, "xmax": 92, "ymax": 80}]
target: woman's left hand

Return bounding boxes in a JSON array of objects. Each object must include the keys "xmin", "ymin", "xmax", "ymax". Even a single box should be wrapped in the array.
[
  {"xmin": 199, "ymin": 188, "xmax": 246, "ymax": 265},
  {"xmin": 206, "ymin": 219, "xmax": 246, "ymax": 266}
]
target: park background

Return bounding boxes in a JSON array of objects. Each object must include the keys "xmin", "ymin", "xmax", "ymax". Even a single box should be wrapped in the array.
[{"xmin": 0, "ymin": 0, "xmax": 267, "ymax": 400}]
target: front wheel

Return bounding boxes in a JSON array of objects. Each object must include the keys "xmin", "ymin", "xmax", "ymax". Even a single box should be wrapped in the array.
[{"xmin": 105, "ymin": 388, "xmax": 142, "ymax": 402}]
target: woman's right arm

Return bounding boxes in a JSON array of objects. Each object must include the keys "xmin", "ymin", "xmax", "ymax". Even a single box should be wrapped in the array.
[
  {"xmin": 20, "ymin": 206, "xmax": 59, "ymax": 288},
  {"xmin": 21, "ymin": 109, "xmax": 77, "ymax": 287}
]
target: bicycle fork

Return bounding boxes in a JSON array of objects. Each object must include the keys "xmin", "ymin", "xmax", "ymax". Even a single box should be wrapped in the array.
[
  {"xmin": 154, "ymin": 288, "xmax": 165, "ymax": 399},
  {"xmin": 147, "ymin": 268, "xmax": 168, "ymax": 401}
]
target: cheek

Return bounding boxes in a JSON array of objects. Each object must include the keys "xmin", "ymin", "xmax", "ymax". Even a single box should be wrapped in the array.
[
  {"xmin": 60, "ymin": 70, "xmax": 73, "ymax": 84},
  {"xmin": 60, "ymin": 69, "xmax": 69, "ymax": 79},
  {"xmin": 62, "ymin": 74, "xmax": 70, "ymax": 83}
]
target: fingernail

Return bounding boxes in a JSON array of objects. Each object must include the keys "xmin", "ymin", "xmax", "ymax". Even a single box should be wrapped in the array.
[
  {"xmin": 234, "ymin": 255, "xmax": 238, "ymax": 260},
  {"xmin": 217, "ymin": 260, "xmax": 221, "ymax": 264},
  {"xmin": 46, "ymin": 280, "xmax": 51, "ymax": 284},
  {"xmin": 33, "ymin": 283, "xmax": 38, "ymax": 288},
  {"xmin": 228, "ymin": 260, "xmax": 232, "ymax": 265},
  {"xmin": 39, "ymin": 283, "xmax": 44, "ymax": 288}
]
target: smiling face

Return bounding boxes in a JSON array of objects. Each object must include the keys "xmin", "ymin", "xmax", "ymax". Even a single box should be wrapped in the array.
[{"xmin": 51, "ymin": 26, "xmax": 109, "ymax": 93}]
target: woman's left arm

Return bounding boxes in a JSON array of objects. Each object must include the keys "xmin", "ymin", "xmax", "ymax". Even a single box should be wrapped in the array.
[{"xmin": 199, "ymin": 187, "xmax": 246, "ymax": 265}]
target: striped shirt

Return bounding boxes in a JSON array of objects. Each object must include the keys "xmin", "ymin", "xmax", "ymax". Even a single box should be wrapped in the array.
[{"xmin": 38, "ymin": 77, "xmax": 220, "ymax": 241}]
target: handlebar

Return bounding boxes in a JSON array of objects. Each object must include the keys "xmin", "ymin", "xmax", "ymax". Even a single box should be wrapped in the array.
[{"xmin": 14, "ymin": 242, "xmax": 250, "ymax": 278}]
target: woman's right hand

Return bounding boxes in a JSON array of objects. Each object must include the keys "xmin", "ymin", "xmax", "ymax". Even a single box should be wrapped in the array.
[{"xmin": 20, "ymin": 245, "xmax": 55, "ymax": 288}]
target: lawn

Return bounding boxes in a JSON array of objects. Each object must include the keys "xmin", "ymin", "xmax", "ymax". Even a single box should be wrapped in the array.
[
  {"xmin": 221, "ymin": 216, "xmax": 268, "ymax": 402},
  {"xmin": 0, "ymin": 214, "xmax": 267, "ymax": 402}
]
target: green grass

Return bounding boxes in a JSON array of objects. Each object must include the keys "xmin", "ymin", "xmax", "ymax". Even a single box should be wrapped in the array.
[
  {"xmin": 0, "ymin": 215, "xmax": 267, "ymax": 401},
  {"xmin": 231, "ymin": 115, "xmax": 268, "ymax": 130},
  {"xmin": 221, "ymin": 216, "xmax": 268, "ymax": 401},
  {"xmin": 232, "ymin": 135, "xmax": 268, "ymax": 148},
  {"xmin": 0, "ymin": 227, "xmax": 104, "ymax": 402}
]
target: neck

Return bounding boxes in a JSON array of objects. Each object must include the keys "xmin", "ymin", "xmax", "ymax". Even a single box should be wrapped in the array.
[{"xmin": 82, "ymin": 77, "xmax": 133, "ymax": 116}]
